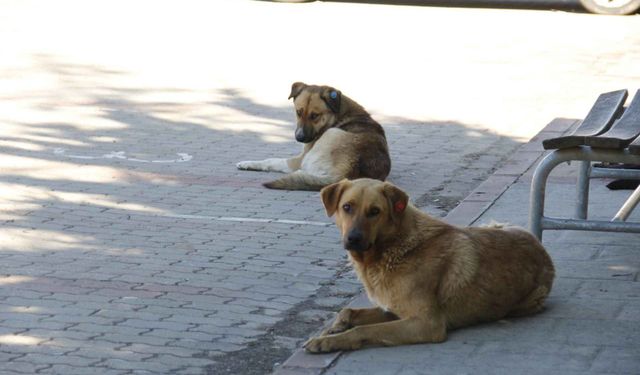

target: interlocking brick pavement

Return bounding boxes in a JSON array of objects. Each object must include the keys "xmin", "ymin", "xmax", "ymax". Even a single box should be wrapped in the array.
[{"xmin": 1, "ymin": 1, "xmax": 639, "ymax": 374}]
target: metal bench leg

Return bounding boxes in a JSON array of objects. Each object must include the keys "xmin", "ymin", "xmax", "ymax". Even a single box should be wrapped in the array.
[
  {"xmin": 529, "ymin": 173, "xmax": 546, "ymax": 240},
  {"xmin": 575, "ymin": 161, "xmax": 591, "ymax": 220},
  {"xmin": 529, "ymin": 152, "xmax": 561, "ymax": 240},
  {"xmin": 613, "ymin": 184, "xmax": 640, "ymax": 221}
]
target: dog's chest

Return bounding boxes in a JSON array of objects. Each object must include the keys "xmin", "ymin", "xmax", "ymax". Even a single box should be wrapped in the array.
[{"xmin": 355, "ymin": 265, "xmax": 398, "ymax": 312}]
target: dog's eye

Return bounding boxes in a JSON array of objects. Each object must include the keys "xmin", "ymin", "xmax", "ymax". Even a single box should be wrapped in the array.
[
  {"xmin": 296, "ymin": 109, "xmax": 303, "ymax": 117},
  {"xmin": 368, "ymin": 207, "xmax": 380, "ymax": 217},
  {"xmin": 309, "ymin": 112, "xmax": 319, "ymax": 121},
  {"xmin": 342, "ymin": 203, "xmax": 351, "ymax": 213}
]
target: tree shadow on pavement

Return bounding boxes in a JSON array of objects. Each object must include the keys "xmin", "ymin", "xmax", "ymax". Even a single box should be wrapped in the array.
[{"xmin": 0, "ymin": 54, "xmax": 520, "ymax": 374}]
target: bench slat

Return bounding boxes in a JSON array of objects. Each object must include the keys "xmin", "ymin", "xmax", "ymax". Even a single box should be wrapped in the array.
[
  {"xmin": 585, "ymin": 89, "xmax": 640, "ymax": 149},
  {"xmin": 542, "ymin": 89, "xmax": 627, "ymax": 150}
]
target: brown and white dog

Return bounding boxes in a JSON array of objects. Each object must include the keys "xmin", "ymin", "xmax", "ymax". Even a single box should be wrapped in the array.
[
  {"xmin": 237, "ymin": 82, "xmax": 391, "ymax": 191},
  {"xmin": 304, "ymin": 178, "xmax": 555, "ymax": 353}
]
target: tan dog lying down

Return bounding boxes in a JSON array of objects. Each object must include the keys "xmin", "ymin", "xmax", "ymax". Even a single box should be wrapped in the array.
[
  {"xmin": 237, "ymin": 82, "xmax": 390, "ymax": 191},
  {"xmin": 304, "ymin": 178, "xmax": 555, "ymax": 353}
]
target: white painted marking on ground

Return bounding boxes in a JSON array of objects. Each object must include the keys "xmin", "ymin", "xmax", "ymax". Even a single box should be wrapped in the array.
[
  {"xmin": 53, "ymin": 148, "xmax": 192, "ymax": 163},
  {"xmin": 164, "ymin": 213, "xmax": 332, "ymax": 227}
]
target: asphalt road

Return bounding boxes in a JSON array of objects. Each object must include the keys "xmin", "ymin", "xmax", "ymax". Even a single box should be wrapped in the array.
[{"xmin": 321, "ymin": 0, "xmax": 580, "ymax": 11}]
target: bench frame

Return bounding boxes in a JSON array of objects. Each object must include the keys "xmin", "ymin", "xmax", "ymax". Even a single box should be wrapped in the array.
[
  {"xmin": 529, "ymin": 149, "xmax": 640, "ymax": 239},
  {"xmin": 529, "ymin": 89, "xmax": 640, "ymax": 240}
]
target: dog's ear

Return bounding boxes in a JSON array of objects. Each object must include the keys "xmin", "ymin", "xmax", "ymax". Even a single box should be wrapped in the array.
[
  {"xmin": 289, "ymin": 82, "xmax": 307, "ymax": 100},
  {"xmin": 320, "ymin": 179, "xmax": 350, "ymax": 217},
  {"xmin": 321, "ymin": 87, "xmax": 341, "ymax": 114},
  {"xmin": 382, "ymin": 182, "xmax": 409, "ymax": 222}
]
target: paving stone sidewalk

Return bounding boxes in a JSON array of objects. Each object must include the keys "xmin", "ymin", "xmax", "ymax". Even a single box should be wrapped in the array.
[
  {"xmin": 277, "ymin": 119, "xmax": 640, "ymax": 375},
  {"xmin": 0, "ymin": 81, "xmax": 518, "ymax": 374},
  {"xmin": 2, "ymin": 3, "xmax": 640, "ymax": 374}
]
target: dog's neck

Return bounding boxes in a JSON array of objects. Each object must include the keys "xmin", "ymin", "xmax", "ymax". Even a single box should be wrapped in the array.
[
  {"xmin": 333, "ymin": 96, "xmax": 375, "ymax": 128},
  {"xmin": 309, "ymin": 95, "xmax": 381, "ymax": 144},
  {"xmin": 338, "ymin": 95, "xmax": 367, "ymax": 117},
  {"xmin": 367, "ymin": 206, "xmax": 451, "ymax": 271}
]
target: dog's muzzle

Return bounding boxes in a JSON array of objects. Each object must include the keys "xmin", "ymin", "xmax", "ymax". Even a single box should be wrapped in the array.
[
  {"xmin": 295, "ymin": 126, "xmax": 314, "ymax": 143},
  {"xmin": 344, "ymin": 229, "xmax": 370, "ymax": 252},
  {"xmin": 295, "ymin": 128, "xmax": 306, "ymax": 142}
]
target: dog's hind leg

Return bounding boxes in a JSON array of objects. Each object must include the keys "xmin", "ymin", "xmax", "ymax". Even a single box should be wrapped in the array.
[
  {"xmin": 507, "ymin": 285, "xmax": 550, "ymax": 317},
  {"xmin": 321, "ymin": 307, "xmax": 398, "ymax": 336}
]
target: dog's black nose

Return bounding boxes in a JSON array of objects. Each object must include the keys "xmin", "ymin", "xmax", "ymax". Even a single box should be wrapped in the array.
[
  {"xmin": 348, "ymin": 232, "xmax": 362, "ymax": 244},
  {"xmin": 295, "ymin": 128, "xmax": 307, "ymax": 143},
  {"xmin": 345, "ymin": 229, "xmax": 364, "ymax": 250}
]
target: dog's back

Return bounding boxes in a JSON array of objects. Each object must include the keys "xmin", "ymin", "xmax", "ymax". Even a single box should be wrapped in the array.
[
  {"xmin": 334, "ymin": 114, "xmax": 390, "ymax": 182},
  {"xmin": 434, "ymin": 224, "xmax": 554, "ymax": 329}
]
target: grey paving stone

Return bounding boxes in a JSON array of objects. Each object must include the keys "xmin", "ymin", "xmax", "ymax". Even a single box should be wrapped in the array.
[
  {"xmin": 574, "ymin": 279, "xmax": 640, "ymax": 300},
  {"xmin": 174, "ymin": 367, "xmax": 213, "ymax": 375},
  {"xmin": 0, "ymin": 312, "xmax": 51, "ymax": 323},
  {"xmin": 0, "ymin": 361, "xmax": 51, "ymax": 374},
  {"xmin": 549, "ymin": 277, "xmax": 584, "ymax": 298},
  {"xmin": 141, "ymin": 328, "xmax": 221, "ymax": 341},
  {"xmin": 168, "ymin": 339, "xmax": 243, "ymax": 353},
  {"xmin": 119, "ymin": 343, "xmax": 199, "ymax": 358},
  {"xmin": 24, "ymin": 329, "xmax": 99, "ymax": 341},
  {"xmin": 544, "ymin": 297, "xmax": 625, "ymax": 320},
  {"xmin": 98, "ymin": 332, "xmax": 172, "ymax": 347},
  {"xmin": 616, "ymin": 301, "xmax": 640, "ymax": 321},
  {"xmin": 1, "ymin": 319, "xmax": 72, "ymax": 331},
  {"xmin": 554, "ymin": 260, "xmax": 638, "ymax": 281},
  {"xmin": 549, "ymin": 318, "xmax": 640, "ymax": 347},
  {"xmin": 546, "ymin": 244, "xmax": 601, "ymax": 261},
  {"xmin": 67, "ymin": 324, "xmax": 147, "ymax": 336},
  {"xmin": 18, "ymin": 353, "xmax": 101, "ymax": 367},
  {"xmin": 0, "ymin": 351, "xmax": 24, "ymax": 362},
  {"xmin": 41, "ymin": 365, "xmax": 130, "ymax": 375},
  {"xmin": 93, "ymin": 308, "xmax": 171, "ymax": 321},
  {"xmin": 41, "ymin": 314, "xmax": 120, "ymax": 325},
  {"xmin": 162, "ymin": 314, "xmax": 227, "ymax": 326},
  {"xmin": 117, "ymin": 318, "xmax": 195, "ymax": 331},
  {"xmin": 468, "ymin": 341, "xmax": 599, "ymax": 371},
  {"xmin": 400, "ymin": 364, "xmax": 587, "ymax": 375},
  {"xmin": 97, "ymin": 358, "xmax": 177, "ymax": 373},
  {"xmin": 2, "ymin": 296, "xmax": 69, "ymax": 308},
  {"xmin": 590, "ymin": 347, "xmax": 640, "ymax": 374},
  {"xmin": 151, "ymin": 354, "xmax": 216, "ymax": 368}
]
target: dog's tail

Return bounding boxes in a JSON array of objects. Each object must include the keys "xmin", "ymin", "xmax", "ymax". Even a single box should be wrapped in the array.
[
  {"xmin": 263, "ymin": 172, "xmax": 335, "ymax": 191},
  {"xmin": 483, "ymin": 220, "xmax": 510, "ymax": 229}
]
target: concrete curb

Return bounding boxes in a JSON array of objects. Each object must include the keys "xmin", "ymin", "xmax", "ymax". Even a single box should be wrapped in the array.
[{"xmin": 272, "ymin": 118, "xmax": 578, "ymax": 375}]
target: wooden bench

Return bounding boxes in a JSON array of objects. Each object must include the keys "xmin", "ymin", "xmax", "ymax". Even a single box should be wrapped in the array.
[{"xmin": 529, "ymin": 89, "xmax": 640, "ymax": 239}]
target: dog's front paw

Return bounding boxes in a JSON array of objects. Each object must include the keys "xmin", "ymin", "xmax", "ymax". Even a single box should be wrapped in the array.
[
  {"xmin": 304, "ymin": 335, "xmax": 361, "ymax": 353},
  {"xmin": 304, "ymin": 336, "xmax": 338, "ymax": 353},
  {"xmin": 236, "ymin": 160, "xmax": 260, "ymax": 171},
  {"xmin": 320, "ymin": 321, "xmax": 352, "ymax": 336}
]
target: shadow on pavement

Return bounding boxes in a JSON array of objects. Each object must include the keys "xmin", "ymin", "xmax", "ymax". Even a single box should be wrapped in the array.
[{"xmin": 0, "ymin": 54, "xmax": 520, "ymax": 374}]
